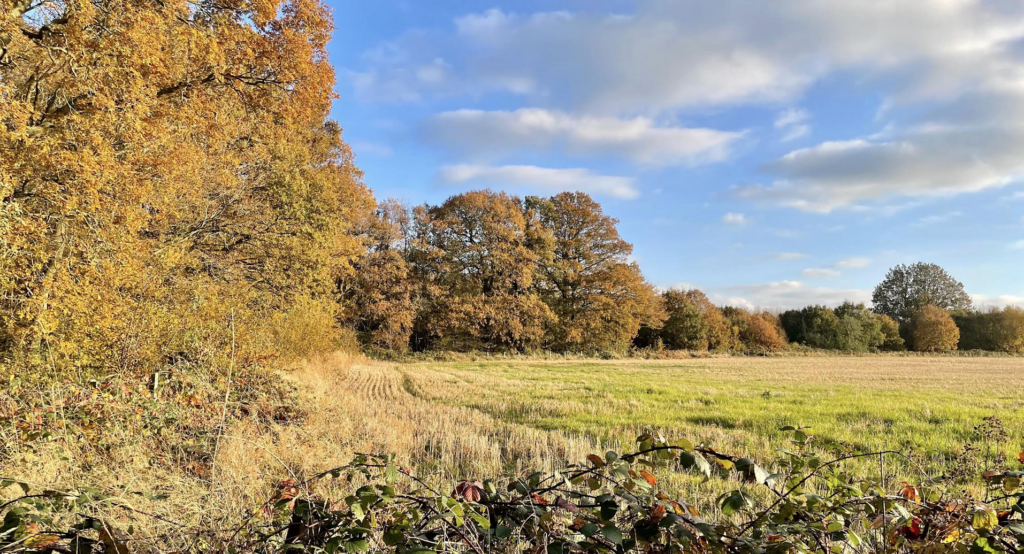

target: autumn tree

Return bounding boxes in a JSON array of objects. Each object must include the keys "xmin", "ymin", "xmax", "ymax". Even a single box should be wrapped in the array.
[
  {"xmin": 909, "ymin": 306, "xmax": 960, "ymax": 352},
  {"xmin": 872, "ymin": 263, "xmax": 972, "ymax": 323},
  {"xmin": 338, "ymin": 200, "xmax": 416, "ymax": 352},
  {"xmin": 1, "ymin": 0, "xmax": 371, "ymax": 375},
  {"xmin": 410, "ymin": 191, "xmax": 553, "ymax": 352},
  {"xmin": 528, "ymin": 192, "xmax": 663, "ymax": 352},
  {"xmin": 659, "ymin": 289, "xmax": 730, "ymax": 352},
  {"xmin": 741, "ymin": 313, "xmax": 787, "ymax": 352}
]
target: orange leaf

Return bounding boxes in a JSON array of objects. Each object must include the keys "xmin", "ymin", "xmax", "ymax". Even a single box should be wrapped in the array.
[
  {"xmin": 1017, "ymin": 450, "xmax": 1024, "ymax": 465},
  {"xmin": 587, "ymin": 454, "xmax": 606, "ymax": 468},
  {"xmin": 900, "ymin": 482, "xmax": 920, "ymax": 504},
  {"xmin": 639, "ymin": 470, "xmax": 657, "ymax": 486}
]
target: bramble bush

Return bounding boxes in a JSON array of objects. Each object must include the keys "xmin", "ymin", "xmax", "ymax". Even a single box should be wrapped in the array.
[{"xmin": 3, "ymin": 424, "xmax": 1022, "ymax": 553}]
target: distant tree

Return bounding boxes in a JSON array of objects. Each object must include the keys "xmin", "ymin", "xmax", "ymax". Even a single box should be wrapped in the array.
[
  {"xmin": 719, "ymin": 308, "xmax": 785, "ymax": 352},
  {"xmin": 872, "ymin": 263, "xmax": 972, "ymax": 323},
  {"xmin": 411, "ymin": 191, "xmax": 553, "ymax": 352},
  {"xmin": 909, "ymin": 306, "xmax": 960, "ymax": 352},
  {"xmin": 659, "ymin": 289, "xmax": 730, "ymax": 351},
  {"xmin": 797, "ymin": 306, "xmax": 844, "ymax": 349},
  {"xmin": 339, "ymin": 200, "xmax": 416, "ymax": 352},
  {"xmin": 994, "ymin": 307, "xmax": 1024, "ymax": 354},
  {"xmin": 954, "ymin": 307, "xmax": 1024, "ymax": 353},
  {"xmin": 877, "ymin": 314, "xmax": 906, "ymax": 351},
  {"xmin": 832, "ymin": 302, "xmax": 885, "ymax": 352},
  {"xmin": 781, "ymin": 303, "xmax": 885, "ymax": 352},
  {"xmin": 528, "ymin": 193, "xmax": 663, "ymax": 352},
  {"xmin": 741, "ymin": 313, "xmax": 787, "ymax": 352}
]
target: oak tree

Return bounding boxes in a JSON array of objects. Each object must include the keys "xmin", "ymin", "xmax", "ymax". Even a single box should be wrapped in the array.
[
  {"xmin": 872, "ymin": 263, "xmax": 972, "ymax": 323},
  {"xmin": 529, "ymin": 192, "xmax": 663, "ymax": 352}
]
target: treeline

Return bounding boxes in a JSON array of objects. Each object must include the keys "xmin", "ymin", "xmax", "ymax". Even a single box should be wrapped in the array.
[{"xmin": 338, "ymin": 191, "xmax": 663, "ymax": 354}]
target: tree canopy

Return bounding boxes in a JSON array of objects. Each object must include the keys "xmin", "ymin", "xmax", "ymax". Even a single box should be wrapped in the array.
[
  {"xmin": 2, "ymin": 0, "xmax": 372, "ymax": 375},
  {"xmin": 871, "ymin": 263, "xmax": 972, "ymax": 323}
]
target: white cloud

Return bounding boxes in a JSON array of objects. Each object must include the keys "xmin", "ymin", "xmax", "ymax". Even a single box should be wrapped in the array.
[
  {"xmin": 348, "ymin": 2, "xmax": 1024, "ymax": 114},
  {"xmin": 801, "ymin": 268, "xmax": 841, "ymax": 278},
  {"xmin": 437, "ymin": 164, "xmax": 639, "ymax": 199},
  {"xmin": 722, "ymin": 212, "xmax": 747, "ymax": 225},
  {"xmin": 740, "ymin": 117, "xmax": 1024, "ymax": 211},
  {"xmin": 769, "ymin": 252, "xmax": 809, "ymax": 261},
  {"xmin": 775, "ymin": 108, "xmax": 811, "ymax": 142},
  {"xmin": 708, "ymin": 281, "xmax": 871, "ymax": 310},
  {"xmin": 423, "ymin": 109, "xmax": 743, "ymax": 166},
  {"xmin": 775, "ymin": 108, "xmax": 809, "ymax": 129},
  {"xmin": 835, "ymin": 257, "xmax": 872, "ymax": 269},
  {"xmin": 1012, "ymin": 239, "xmax": 1024, "ymax": 250},
  {"xmin": 971, "ymin": 294, "xmax": 1024, "ymax": 308}
]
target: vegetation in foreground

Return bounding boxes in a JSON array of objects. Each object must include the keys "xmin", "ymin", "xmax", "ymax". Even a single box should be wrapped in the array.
[{"xmin": 4, "ymin": 357, "xmax": 1023, "ymax": 552}]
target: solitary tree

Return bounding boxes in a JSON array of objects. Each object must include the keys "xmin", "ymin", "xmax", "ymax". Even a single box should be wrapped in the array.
[{"xmin": 872, "ymin": 263, "xmax": 972, "ymax": 323}]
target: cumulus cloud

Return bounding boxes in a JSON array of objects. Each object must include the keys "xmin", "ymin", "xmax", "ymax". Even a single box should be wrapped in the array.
[
  {"xmin": 801, "ymin": 268, "xmax": 841, "ymax": 278},
  {"xmin": 347, "ymin": 2, "xmax": 1024, "ymax": 114},
  {"xmin": 422, "ymin": 109, "xmax": 743, "ymax": 166},
  {"xmin": 708, "ymin": 281, "xmax": 871, "ymax": 310},
  {"xmin": 971, "ymin": 294, "xmax": 1024, "ymax": 308},
  {"xmin": 740, "ymin": 123, "xmax": 1024, "ymax": 211},
  {"xmin": 437, "ymin": 164, "xmax": 639, "ymax": 199},
  {"xmin": 722, "ymin": 213, "xmax": 747, "ymax": 225},
  {"xmin": 352, "ymin": 2, "xmax": 1024, "ymax": 212}
]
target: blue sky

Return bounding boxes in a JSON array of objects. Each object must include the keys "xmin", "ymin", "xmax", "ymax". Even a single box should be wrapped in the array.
[{"xmin": 325, "ymin": 0, "xmax": 1024, "ymax": 309}]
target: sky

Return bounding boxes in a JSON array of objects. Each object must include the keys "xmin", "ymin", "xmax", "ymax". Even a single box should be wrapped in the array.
[{"xmin": 325, "ymin": 0, "xmax": 1024, "ymax": 310}]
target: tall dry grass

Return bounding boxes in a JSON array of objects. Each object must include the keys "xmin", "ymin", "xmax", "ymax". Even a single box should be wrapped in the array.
[{"xmin": 1, "ymin": 353, "xmax": 597, "ymax": 549}]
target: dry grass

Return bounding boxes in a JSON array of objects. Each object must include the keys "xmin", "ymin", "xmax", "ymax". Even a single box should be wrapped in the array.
[{"xmin": 3, "ymin": 354, "xmax": 1021, "ymax": 547}]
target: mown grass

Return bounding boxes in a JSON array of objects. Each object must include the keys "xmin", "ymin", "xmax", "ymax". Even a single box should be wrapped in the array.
[{"xmin": 398, "ymin": 357, "xmax": 1024, "ymax": 497}]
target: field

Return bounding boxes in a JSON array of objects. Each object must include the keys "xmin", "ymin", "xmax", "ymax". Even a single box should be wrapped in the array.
[{"xmin": 5, "ymin": 354, "xmax": 1023, "ymax": 546}]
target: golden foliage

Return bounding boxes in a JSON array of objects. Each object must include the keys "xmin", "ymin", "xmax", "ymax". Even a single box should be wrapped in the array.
[
  {"xmin": 1, "ymin": 0, "xmax": 371, "ymax": 377},
  {"xmin": 411, "ymin": 190, "xmax": 554, "ymax": 351},
  {"xmin": 530, "ymin": 192, "xmax": 664, "ymax": 353},
  {"xmin": 910, "ymin": 306, "xmax": 960, "ymax": 352}
]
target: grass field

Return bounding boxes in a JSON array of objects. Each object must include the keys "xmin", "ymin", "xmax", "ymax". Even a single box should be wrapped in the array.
[
  {"xmin": 400, "ymin": 356, "xmax": 1024, "ymax": 458},
  {"xmin": 5, "ymin": 354, "xmax": 1022, "ymax": 545}
]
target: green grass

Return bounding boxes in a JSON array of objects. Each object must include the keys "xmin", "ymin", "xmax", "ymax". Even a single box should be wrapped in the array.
[{"xmin": 400, "ymin": 356, "xmax": 1024, "ymax": 494}]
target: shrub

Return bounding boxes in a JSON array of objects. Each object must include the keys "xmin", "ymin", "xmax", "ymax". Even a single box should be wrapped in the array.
[{"xmin": 909, "ymin": 306, "xmax": 960, "ymax": 352}]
